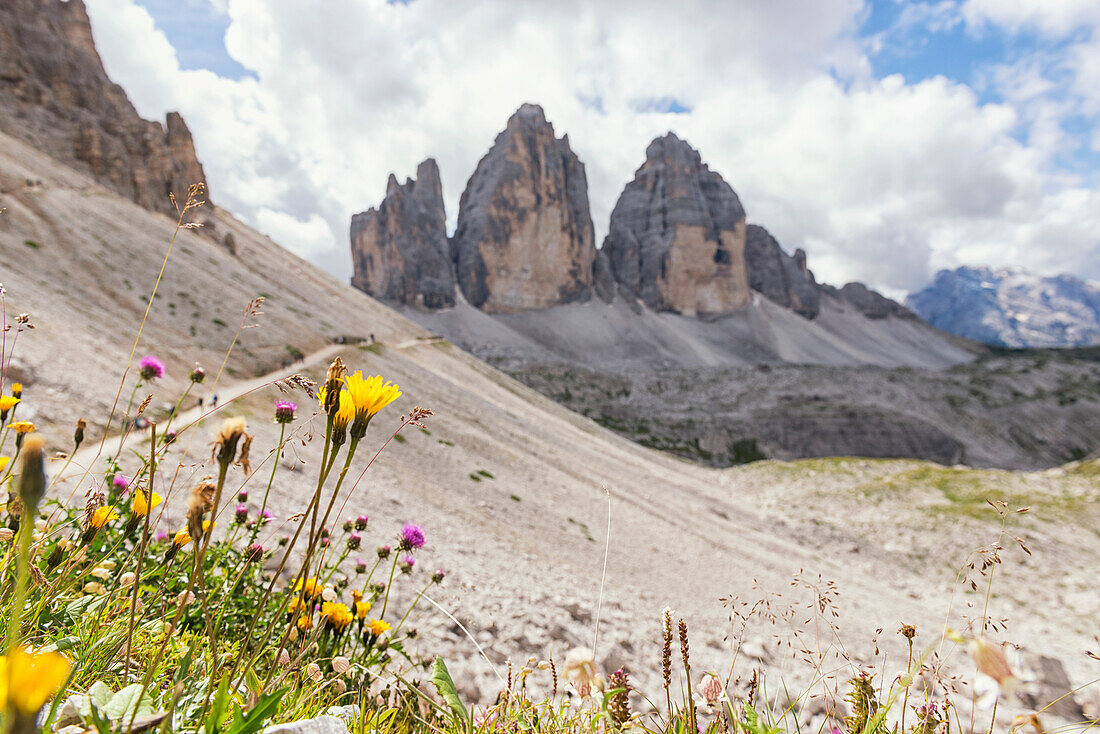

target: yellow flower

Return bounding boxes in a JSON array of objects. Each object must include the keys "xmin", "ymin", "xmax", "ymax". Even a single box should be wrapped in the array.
[
  {"xmin": 131, "ymin": 490, "xmax": 163, "ymax": 518},
  {"xmin": 296, "ymin": 614, "xmax": 313, "ymax": 633},
  {"xmin": 0, "ymin": 457, "xmax": 9, "ymax": 474},
  {"xmin": 344, "ymin": 372, "xmax": 401, "ymax": 420},
  {"xmin": 10, "ymin": 421, "xmax": 34, "ymax": 434},
  {"xmin": 294, "ymin": 577, "xmax": 323, "ymax": 600},
  {"xmin": 321, "ymin": 602, "xmax": 354, "ymax": 631},
  {"xmin": 0, "ymin": 396, "xmax": 18, "ymax": 413},
  {"xmin": 90, "ymin": 506, "xmax": 120, "ymax": 529},
  {"xmin": 0, "ymin": 647, "xmax": 71, "ymax": 713},
  {"xmin": 367, "ymin": 619, "xmax": 391, "ymax": 636},
  {"xmin": 354, "ymin": 600, "xmax": 372, "ymax": 620},
  {"xmin": 316, "ymin": 386, "xmax": 355, "ymax": 430},
  {"xmin": 287, "ymin": 596, "xmax": 306, "ymax": 616},
  {"xmin": 10, "ymin": 384, "xmax": 21, "ymax": 399},
  {"xmin": 173, "ymin": 528, "xmax": 192, "ymax": 547}
]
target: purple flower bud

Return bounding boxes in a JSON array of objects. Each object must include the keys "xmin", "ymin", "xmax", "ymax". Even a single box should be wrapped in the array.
[
  {"xmin": 274, "ymin": 400, "xmax": 297, "ymax": 424},
  {"xmin": 246, "ymin": 544, "xmax": 264, "ymax": 563},
  {"xmin": 234, "ymin": 504, "xmax": 249, "ymax": 524},
  {"xmin": 139, "ymin": 355, "xmax": 166, "ymax": 381},
  {"xmin": 377, "ymin": 545, "xmax": 391, "ymax": 560},
  {"xmin": 112, "ymin": 474, "xmax": 130, "ymax": 491},
  {"xmin": 342, "ymin": 519, "xmax": 353, "ymax": 532},
  {"xmin": 355, "ymin": 558, "xmax": 367, "ymax": 574},
  {"xmin": 347, "ymin": 532, "xmax": 361, "ymax": 551},
  {"xmin": 237, "ymin": 490, "xmax": 248, "ymax": 503},
  {"xmin": 261, "ymin": 509, "xmax": 273, "ymax": 523},
  {"xmin": 155, "ymin": 531, "xmax": 169, "ymax": 542},
  {"xmin": 355, "ymin": 514, "xmax": 368, "ymax": 531},
  {"xmin": 431, "ymin": 569, "xmax": 445, "ymax": 584},
  {"xmin": 398, "ymin": 523, "xmax": 425, "ymax": 551},
  {"xmin": 399, "ymin": 555, "xmax": 415, "ymax": 574},
  {"xmin": 189, "ymin": 366, "xmax": 206, "ymax": 384}
]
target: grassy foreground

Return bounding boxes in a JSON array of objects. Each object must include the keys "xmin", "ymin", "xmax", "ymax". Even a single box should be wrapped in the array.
[{"xmin": 0, "ymin": 190, "xmax": 1095, "ymax": 734}]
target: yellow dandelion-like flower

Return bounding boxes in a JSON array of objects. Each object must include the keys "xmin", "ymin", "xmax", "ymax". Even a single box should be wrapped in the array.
[
  {"xmin": 0, "ymin": 457, "xmax": 9, "ymax": 474},
  {"xmin": 90, "ymin": 506, "xmax": 120, "ymax": 529},
  {"xmin": 354, "ymin": 600, "xmax": 372, "ymax": 620},
  {"xmin": 367, "ymin": 619, "xmax": 391, "ymax": 636},
  {"xmin": 10, "ymin": 384, "xmax": 22, "ymax": 399},
  {"xmin": 317, "ymin": 386, "xmax": 355, "ymax": 429},
  {"xmin": 131, "ymin": 491, "xmax": 163, "ymax": 518},
  {"xmin": 0, "ymin": 396, "xmax": 19, "ymax": 413},
  {"xmin": 10, "ymin": 421, "xmax": 35, "ymax": 434},
  {"xmin": 321, "ymin": 602, "xmax": 354, "ymax": 631},
  {"xmin": 296, "ymin": 614, "xmax": 313, "ymax": 633},
  {"xmin": 0, "ymin": 647, "xmax": 71, "ymax": 714},
  {"xmin": 172, "ymin": 528, "xmax": 194, "ymax": 547},
  {"xmin": 294, "ymin": 577, "xmax": 323, "ymax": 600},
  {"xmin": 344, "ymin": 372, "xmax": 402, "ymax": 420},
  {"xmin": 287, "ymin": 596, "xmax": 306, "ymax": 616}
]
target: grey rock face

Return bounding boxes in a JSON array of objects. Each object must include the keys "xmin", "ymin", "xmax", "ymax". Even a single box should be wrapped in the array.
[
  {"xmin": 907, "ymin": 266, "xmax": 1100, "ymax": 347},
  {"xmin": 744, "ymin": 224, "xmax": 821, "ymax": 319},
  {"xmin": 350, "ymin": 158, "xmax": 456, "ymax": 309},
  {"xmin": 602, "ymin": 133, "xmax": 751, "ymax": 316},
  {"xmin": 0, "ymin": 0, "xmax": 211, "ymax": 218},
  {"xmin": 827, "ymin": 282, "xmax": 915, "ymax": 320},
  {"xmin": 452, "ymin": 103, "xmax": 596, "ymax": 312}
]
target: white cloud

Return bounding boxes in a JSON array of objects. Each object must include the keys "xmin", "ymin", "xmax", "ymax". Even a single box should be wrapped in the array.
[{"xmin": 83, "ymin": 0, "xmax": 1100, "ymax": 294}]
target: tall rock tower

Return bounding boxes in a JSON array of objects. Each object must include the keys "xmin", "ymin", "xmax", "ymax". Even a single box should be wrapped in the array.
[
  {"xmin": 602, "ymin": 133, "xmax": 750, "ymax": 317},
  {"xmin": 349, "ymin": 159, "xmax": 455, "ymax": 309},
  {"xmin": 0, "ymin": 0, "xmax": 212, "ymax": 218},
  {"xmin": 451, "ymin": 104, "xmax": 597, "ymax": 313}
]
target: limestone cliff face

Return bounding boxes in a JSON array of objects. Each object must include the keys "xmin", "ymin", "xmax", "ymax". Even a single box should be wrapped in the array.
[
  {"xmin": 602, "ymin": 133, "xmax": 750, "ymax": 317},
  {"xmin": 744, "ymin": 224, "xmax": 821, "ymax": 319},
  {"xmin": 0, "ymin": 0, "xmax": 211, "ymax": 218},
  {"xmin": 451, "ymin": 104, "xmax": 596, "ymax": 312},
  {"xmin": 350, "ymin": 159, "xmax": 456, "ymax": 309}
]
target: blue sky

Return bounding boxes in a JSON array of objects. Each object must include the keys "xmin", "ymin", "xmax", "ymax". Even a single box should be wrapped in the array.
[{"xmin": 89, "ymin": 0, "xmax": 1100, "ymax": 291}]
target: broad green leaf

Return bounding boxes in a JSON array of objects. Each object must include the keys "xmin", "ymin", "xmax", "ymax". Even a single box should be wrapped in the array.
[
  {"xmin": 224, "ymin": 689, "xmax": 286, "ymax": 734},
  {"xmin": 430, "ymin": 657, "xmax": 469, "ymax": 728},
  {"xmin": 205, "ymin": 675, "xmax": 231, "ymax": 734},
  {"xmin": 81, "ymin": 681, "xmax": 113, "ymax": 717},
  {"xmin": 103, "ymin": 684, "xmax": 156, "ymax": 721}
]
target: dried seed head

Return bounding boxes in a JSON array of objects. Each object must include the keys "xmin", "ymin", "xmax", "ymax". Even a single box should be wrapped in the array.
[
  {"xmin": 324, "ymin": 357, "xmax": 346, "ymax": 417},
  {"xmin": 214, "ymin": 417, "xmax": 248, "ymax": 468},
  {"xmin": 74, "ymin": 418, "xmax": 87, "ymax": 449}
]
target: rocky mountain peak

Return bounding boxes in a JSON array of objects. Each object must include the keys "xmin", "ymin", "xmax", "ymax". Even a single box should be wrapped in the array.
[
  {"xmin": 451, "ymin": 103, "xmax": 596, "ymax": 312},
  {"xmin": 907, "ymin": 266, "xmax": 1100, "ymax": 347},
  {"xmin": 350, "ymin": 157, "xmax": 455, "ymax": 310},
  {"xmin": 601, "ymin": 133, "xmax": 750, "ymax": 316},
  {"xmin": 0, "ymin": 0, "xmax": 211, "ymax": 219}
]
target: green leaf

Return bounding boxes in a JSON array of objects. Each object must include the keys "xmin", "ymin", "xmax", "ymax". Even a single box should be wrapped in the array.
[
  {"xmin": 224, "ymin": 689, "xmax": 286, "ymax": 734},
  {"xmin": 88, "ymin": 701, "xmax": 114, "ymax": 734},
  {"xmin": 103, "ymin": 684, "xmax": 156, "ymax": 721},
  {"xmin": 430, "ymin": 657, "xmax": 470, "ymax": 729},
  {"xmin": 205, "ymin": 675, "xmax": 231, "ymax": 734},
  {"xmin": 39, "ymin": 635, "xmax": 80, "ymax": 653}
]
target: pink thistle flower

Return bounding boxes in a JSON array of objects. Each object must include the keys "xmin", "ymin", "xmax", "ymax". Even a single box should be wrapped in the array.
[
  {"xmin": 274, "ymin": 400, "xmax": 297, "ymax": 424},
  {"xmin": 139, "ymin": 355, "xmax": 166, "ymax": 381},
  {"xmin": 398, "ymin": 523, "xmax": 425, "ymax": 551}
]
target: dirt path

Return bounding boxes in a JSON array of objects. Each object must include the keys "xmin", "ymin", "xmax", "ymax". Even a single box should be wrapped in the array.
[{"xmin": 60, "ymin": 342, "xmax": 344, "ymax": 483}]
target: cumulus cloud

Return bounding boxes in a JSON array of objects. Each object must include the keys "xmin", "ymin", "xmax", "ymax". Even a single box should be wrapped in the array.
[{"xmin": 84, "ymin": 0, "xmax": 1100, "ymax": 293}]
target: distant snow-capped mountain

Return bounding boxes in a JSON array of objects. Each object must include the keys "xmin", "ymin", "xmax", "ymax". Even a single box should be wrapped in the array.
[{"xmin": 906, "ymin": 266, "xmax": 1100, "ymax": 348}]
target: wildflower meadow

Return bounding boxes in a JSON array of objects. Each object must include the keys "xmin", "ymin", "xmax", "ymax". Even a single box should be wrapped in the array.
[{"xmin": 0, "ymin": 188, "xmax": 1093, "ymax": 734}]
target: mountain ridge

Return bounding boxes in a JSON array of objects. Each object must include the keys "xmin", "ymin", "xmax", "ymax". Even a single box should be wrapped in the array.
[
  {"xmin": 350, "ymin": 104, "xmax": 960, "ymax": 371},
  {"xmin": 907, "ymin": 265, "xmax": 1100, "ymax": 348}
]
